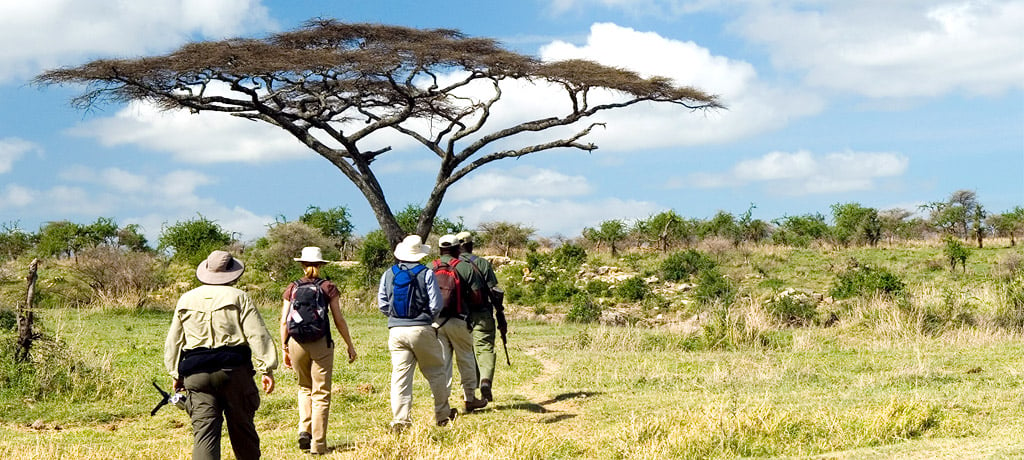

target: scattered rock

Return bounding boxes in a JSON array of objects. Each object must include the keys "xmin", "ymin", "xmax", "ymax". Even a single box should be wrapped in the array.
[{"xmin": 29, "ymin": 419, "xmax": 45, "ymax": 430}]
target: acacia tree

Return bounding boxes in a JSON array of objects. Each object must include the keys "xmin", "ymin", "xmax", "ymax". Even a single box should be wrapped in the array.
[{"xmin": 36, "ymin": 20, "xmax": 720, "ymax": 247}]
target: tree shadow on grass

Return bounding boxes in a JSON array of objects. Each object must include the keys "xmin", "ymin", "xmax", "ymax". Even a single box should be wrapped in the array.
[{"xmin": 496, "ymin": 391, "xmax": 602, "ymax": 423}]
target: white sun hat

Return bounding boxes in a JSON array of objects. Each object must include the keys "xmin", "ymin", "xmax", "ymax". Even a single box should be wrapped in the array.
[
  {"xmin": 393, "ymin": 235, "xmax": 430, "ymax": 262},
  {"xmin": 294, "ymin": 246, "xmax": 329, "ymax": 264}
]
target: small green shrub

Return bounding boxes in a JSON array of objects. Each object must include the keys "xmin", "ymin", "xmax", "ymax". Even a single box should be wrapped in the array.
[
  {"xmin": 551, "ymin": 243, "xmax": 587, "ymax": 269},
  {"xmin": 766, "ymin": 293, "xmax": 818, "ymax": 326},
  {"xmin": 695, "ymin": 269, "xmax": 735, "ymax": 306},
  {"xmin": 0, "ymin": 308, "xmax": 16, "ymax": 331},
  {"xmin": 545, "ymin": 279, "xmax": 580, "ymax": 303},
  {"xmin": 661, "ymin": 249, "xmax": 716, "ymax": 282},
  {"xmin": 567, "ymin": 294, "xmax": 601, "ymax": 323},
  {"xmin": 585, "ymin": 279, "xmax": 611, "ymax": 297},
  {"xmin": 615, "ymin": 276, "xmax": 649, "ymax": 302},
  {"xmin": 830, "ymin": 264, "xmax": 905, "ymax": 299},
  {"xmin": 357, "ymin": 230, "xmax": 391, "ymax": 285},
  {"xmin": 942, "ymin": 235, "xmax": 970, "ymax": 273}
]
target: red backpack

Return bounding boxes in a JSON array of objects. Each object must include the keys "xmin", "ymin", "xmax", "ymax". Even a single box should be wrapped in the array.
[{"xmin": 432, "ymin": 258, "xmax": 465, "ymax": 318}]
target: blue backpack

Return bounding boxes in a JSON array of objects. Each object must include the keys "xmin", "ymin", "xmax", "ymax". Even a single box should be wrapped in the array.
[{"xmin": 390, "ymin": 264, "xmax": 427, "ymax": 318}]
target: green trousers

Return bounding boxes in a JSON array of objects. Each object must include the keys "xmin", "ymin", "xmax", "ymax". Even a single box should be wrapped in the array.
[
  {"xmin": 183, "ymin": 367, "xmax": 262, "ymax": 460},
  {"xmin": 468, "ymin": 310, "xmax": 497, "ymax": 385}
]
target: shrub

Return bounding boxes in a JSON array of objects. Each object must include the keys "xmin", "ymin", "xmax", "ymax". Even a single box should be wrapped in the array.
[
  {"xmin": 551, "ymin": 243, "xmax": 587, "ymax": 269},
  {"xmin": 830, "ymin": 264, "xmax": 906, "ymax": 299},
  {"xmin": 995, "ymin": 272, "xmax": 1024, "ymax": 329},
  {"xmin": 766, "ymin": 293, "xmax": 818, "ymax": 326},
  {"xmin": 615, "ymin": 276, "xmax": 649, "ymax": 302},
  {"xmin": 357, "ymin": 230, "xmax": 392, "ymax": 285},
  {"xmin": 0, "ymin": 307, "xmax": 16, "ymax": 331},
  {"xmin": 247, "ymin": 222, "xmax": 334, "ymax": 281},
  {"xmin": 567, "ymin": 294, "xmax": 601, "ymax": 323},
  {"xmin": 158, "ymin": 216, "xmax": 233, "ymax": 266},
  {"xmin": 661, "ymin": 249, "xmax": 716, "ymax": 282},
  {"xmin": 545, "ymin": 279, "xmax": 580, "ymax": 303},
  {"xmin": 585, "ymin": 279, "xmax": 611, "ymax": 297},
  {"xmin": 70, "ymin": 247, "xmax": 165, "ymax": 309},
  {"xmin": 695, "ymin": 269, "xmax": 735, "ymax": 306},
  {"xmin": 942, "ymin": 235, "xmax": 969, "ymax": 273}
]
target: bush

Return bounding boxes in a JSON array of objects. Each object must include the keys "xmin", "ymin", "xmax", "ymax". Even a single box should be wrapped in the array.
[
  {"xmin": 0, "ymin": 308, "xmax": 16, "ymax": 331},
  {"xmin": 70, "ymin": 247, "xmax": 166, "ymax": 309},
  {"xmin": 766, "ymin": 293, "xmax": 818, "ymax": 326},
  {"xmin": 158, "ymin": 216, "xmax": 233, "ymax": 266},
  {"xmin": 247, "ymin": 222, "xmax": 334, "ymax": 282},
  {"xmin": 661, "ymin": 249, "xmax": 716, "ymax": 282},
  {"xmin": 615, "ymin": 276, "xmax": 649, "ymax": 302},
  {"xmin": 357, "ymin": 230, "xmax": 392, "ymax": 285},
  {"xmin": 830, "ymin": 264, "xmax": 906, "ymax": 299},
  {"xmin": 551, "ymin": 243, "xmax": 587, "ymax": 269},
  {"xmin": 995, "ymin": 272, "xmax": 1024, "ymax": 329},
  {"xmin": 695, "ymin": 269, "xmax": 735, "ymax": 306},
  {"xmin": 942, "ymin": 235, "xmax": 970, "ymax": 273},
  {"xmin": 585, "ymin": 279, "xmax": 611, "ymax": 297},
  {"xmin": 566, "ymin": 294, "xmax": 601, "ymax": 323},
  {"xmin": 545, "ymin": 279, "xmax": 580, "ymax": 303}
]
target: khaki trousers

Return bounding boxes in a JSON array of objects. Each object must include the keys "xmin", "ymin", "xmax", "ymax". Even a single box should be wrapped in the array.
[
  {"xmin": 291, "ymin": 336, "xmax": 333, "ymax": 454},
  {"xmin": 183, "ymin": 367, "xmax": 262, "ymax": 460},
  {"xmin": 388, "ymin": 325, "xmax": 451, "ymax": 426},
  {"xmin": 437, "ymin": 317, "xmax": 478, "ymax": 401}
]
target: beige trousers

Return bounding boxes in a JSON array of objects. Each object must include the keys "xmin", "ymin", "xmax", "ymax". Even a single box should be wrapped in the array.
[
  {"xmin": 437, "ymin": 317, "xmax": 478, "ymax": 401},
  {"xmin": 388, "ymin": 325, "xmax": 451, "ymax": 426},
  {"xmin": 291, "ymin": 336, "xmax": 333, "ymax": 454}
]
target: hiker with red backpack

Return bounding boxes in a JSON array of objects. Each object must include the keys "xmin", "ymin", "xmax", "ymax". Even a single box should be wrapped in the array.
[
  {"xmin": 279, "ymin": 247, "xmax": 357, "ymax": 455},
  {"xmin": 432, "ymin": 234, "xmax": 488, "ymax": 414},
  {"xmin": 377, "ymin": 235, "xmax": 455, "ymax": 431},
  {"xmin": 456, "ymin": 231, "xmax": 507, "ymax": 403}
]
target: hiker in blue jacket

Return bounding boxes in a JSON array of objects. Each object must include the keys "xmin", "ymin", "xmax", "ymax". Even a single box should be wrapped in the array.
[{"xmin": 377, "ymin": 235, "xmax": 455, "ymax": 431}]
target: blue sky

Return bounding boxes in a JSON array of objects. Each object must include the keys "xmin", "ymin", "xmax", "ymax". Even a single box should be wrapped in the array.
[{"xmin": 0, "ymin": 0, "xmax": 1021, "ymax": 242}]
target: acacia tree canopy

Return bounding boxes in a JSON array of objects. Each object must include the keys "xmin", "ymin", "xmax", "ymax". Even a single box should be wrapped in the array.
[{"xmin": 37, "ymin": 19, "xmax": 721, "ymax": 247}]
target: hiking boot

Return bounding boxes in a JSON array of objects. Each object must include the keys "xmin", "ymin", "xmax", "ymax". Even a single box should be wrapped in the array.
[
  {"xmin": 297, "ymin": 431, "xmax": 311, "ymax": 451},
  {"xmin": 464, "ymin": 398, "xmax": 488, "ymax": 413},
  {"xmin": 480, "ymin": 380, "xmax": 493, "ymax": 402},
  {"xmin": 437, "ymin": 408, "xmax": 458, "ymax": 426}
]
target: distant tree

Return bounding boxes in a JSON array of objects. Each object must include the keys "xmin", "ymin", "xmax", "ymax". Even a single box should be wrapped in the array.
[
  {"xmin": 300, "ymin": 205, "xmax": 354, "ymax": 242},
  {"xmin": 635, "ymin": 210, "xmax": 695, "ymax": 252},
  {"xmin": 924, "ymin": 189, "xmax": 981, "ymax": 240},
  {"xmin": 699, "ymin": 211, "xmax": 740, "ymax": 244},
  {"xmin": 393, "ymin": 203, "xmax": 463, "ymax": 237},
  {"xmin": 830, "ymin": 202, "xmax": 881, "ymax": 247},
  {"xmin": 0, "ymin": 222, "xmax": 34, "ymax": 261},
  {"xmin": 35, "ymin": 221, "xmax": 85, "ymax": 259},
  {"xmin": 771, "ymin": 214, "xmax": 829, "ymax": 247},
  {"xmin": 737, "ymin": 204, "xmax": 771, "ymax": 244},
  {"xmin": 81, "ymin": 217, "xmax": 119, "ymax": 248},
  {"xmin": 158, "ymin": 215, "xmax": 233, "ymax": 266},
  {"xmin": 478, "ymin": 221, "xmax": 535, "ymax": 257},
  {"xmin": 585, "ymin": 219, "xmax": 628, "ymax": 257},
  {"xmin": 972, "ymin": 203, "xmax": 987, "ymax": 248},
  {"xmin": 38, "ymin": 19, "xmax": 720, "ymax": 248},
  {"xmin": 249, "ymin": 221, "xmax": 333, "ymax": 280},
  {"xmin": 879, "ymin": 208, "xmax": 913, "ymax": 244},
  {"xmin": 989, "ymin": 207, "xmax": 1024, "ymax": 246},
  {"xmin": 116, "ymin": 224, "xmax": 150, "ymax": 252}
]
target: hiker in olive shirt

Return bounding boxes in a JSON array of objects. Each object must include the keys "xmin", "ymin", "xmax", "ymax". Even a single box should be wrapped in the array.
[
  {"xmin": 164, "ymin": 250, "xmax": 278, "ymax": 460},
  {"xmin": 434, "ymin": 234, "xmax": 488, "ymax": 413},
  {"xmin": 455, "ymin": 231, "xmax": 505, "ymax": 402}
]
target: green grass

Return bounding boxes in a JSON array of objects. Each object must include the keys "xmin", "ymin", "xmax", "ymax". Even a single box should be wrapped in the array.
[{"xmin": 2, "ymin": 241, "xmax": 1024, "ymax": 458}]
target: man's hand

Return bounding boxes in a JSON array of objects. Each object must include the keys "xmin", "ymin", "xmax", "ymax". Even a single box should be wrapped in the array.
[
  {"xmin": 346, "ymin": 345, "xmax": 358, "ymax": 363},
  {"xmin": 261, "ymin": 374, "xmax": 275, "ymax": 394},
  {"xmin": 172, "ymin": 378, "xmax": 184, "ymax": 392}
]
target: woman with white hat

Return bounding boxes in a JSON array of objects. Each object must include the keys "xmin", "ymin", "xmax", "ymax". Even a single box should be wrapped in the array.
[{"xmin": 279, "ymin": 246, "xmax": 357, "ymax": 455}]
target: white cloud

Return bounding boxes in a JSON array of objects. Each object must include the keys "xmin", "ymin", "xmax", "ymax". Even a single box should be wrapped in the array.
[
  {"xmin": 0, "ymin": 138, "xmax": 41, "ymax": 174},
  {"xmin": 448, "ymin": 166, "xmax": 593, "ymax": 202},
  {"xmin": 535, "ymin": 23, "xmax": 823, "ymax": 150},
  {"xmin": 0, "ymin": 0, "xmax": 274, "ymax": 82},
  {"xmin": 0, "ymin": 184, "xmax": 35, "ymax": 208},
  {"xmin": 678, "ymin": 149, "xmax": 909, "ymax": 195},
  {"xmin": 446, "ymin": 197, "xmax": 660, "ymax": 236},
  {"xmin": 732, "ymin": 0, "xmax": 1024, "ymax": 97}
]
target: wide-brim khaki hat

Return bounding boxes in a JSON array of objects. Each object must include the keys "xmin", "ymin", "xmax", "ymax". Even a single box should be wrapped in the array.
[
  {"xmin": 294, "ymin": 246, "xmax": 329, "ymax": 264},
  {"xmin": 393, "ymin": 235, "xmax": 430, "ymax": 262},
  {"xmin": 196, "ymin": 250, "xmax": 245, "ymax": 285}
]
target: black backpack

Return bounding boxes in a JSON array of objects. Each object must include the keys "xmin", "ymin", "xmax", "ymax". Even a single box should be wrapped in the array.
[{"xmin": 286, "ymin": 279, "xmax": 331, "ymax": 343}]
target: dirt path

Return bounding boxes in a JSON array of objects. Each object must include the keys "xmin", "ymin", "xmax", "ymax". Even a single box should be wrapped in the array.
[{"xmin": 516, "ymin": 347, "xmax": 579, "ymax": 422}]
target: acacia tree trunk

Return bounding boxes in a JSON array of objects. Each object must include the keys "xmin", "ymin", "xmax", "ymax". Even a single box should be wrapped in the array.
[{"xmin": 16, "ymin": 259, "xmax": 39, "ymax": 363}]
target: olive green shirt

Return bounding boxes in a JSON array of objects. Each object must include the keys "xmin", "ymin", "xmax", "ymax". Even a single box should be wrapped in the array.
[{"xmin": 164, "ymin": 284, "xmax": 279, "ymax": 380}]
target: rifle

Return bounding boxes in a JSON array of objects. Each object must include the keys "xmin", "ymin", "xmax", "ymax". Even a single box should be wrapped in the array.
[
  {"xmin": 492, "ymin": 288, "xmax": 511, "ymax": 366},
  {"xmin": 151, "ymin": 380, "xmax": 186, "ymax": 416}
]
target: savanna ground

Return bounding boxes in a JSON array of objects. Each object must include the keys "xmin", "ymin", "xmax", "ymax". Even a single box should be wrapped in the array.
[{"xmin": 2, "ymin": 239, "xmax": 1024, "ymax": 459}]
